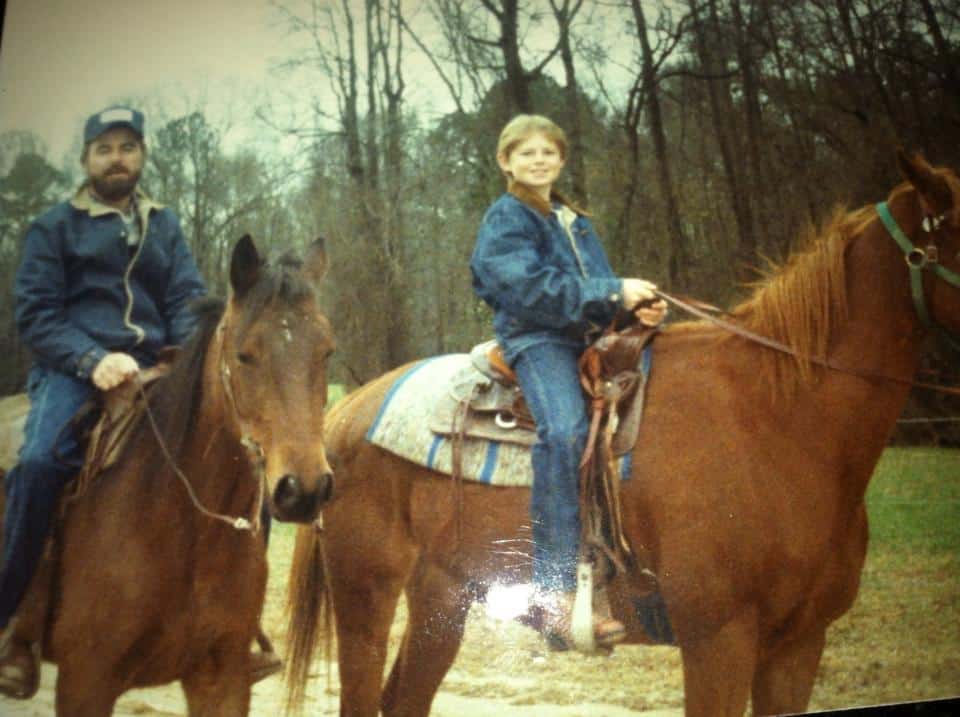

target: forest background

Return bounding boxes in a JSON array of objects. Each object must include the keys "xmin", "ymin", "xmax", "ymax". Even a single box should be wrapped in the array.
[{"xmin": 1, "ymin": 0, "xmax": 958, "ymax": 443}]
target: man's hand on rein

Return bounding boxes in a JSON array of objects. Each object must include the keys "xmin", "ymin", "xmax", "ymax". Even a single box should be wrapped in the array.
[{"xmin": 92, "ymin": 352, "xmax": 140, "ymax": 391}]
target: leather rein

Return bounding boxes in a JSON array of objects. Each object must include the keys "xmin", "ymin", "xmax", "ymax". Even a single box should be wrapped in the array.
[
  {"xmin": 138, "ymin": 318, "xmax": 266, "ymax": 533},
  {"xmin": 653, "ymin": 203, "xmax": 960, "ymax": 397}
]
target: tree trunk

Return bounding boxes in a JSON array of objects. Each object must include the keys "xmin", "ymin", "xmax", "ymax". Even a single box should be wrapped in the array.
[
  {"xmin": 498, "ymin": 0, "xmax": 532, "ymax": 113},
  {"xmin": 552, "ymin": 0, "xmax": 588, "ymax": 205},
  {"xmin": 632, "ymin": 0, "xmax": 688, "ymax": 287},
  {"xmin": 690, "ymin": 0, "xmax": 757, "ymax": 279},
  {"xmin": 730, "ymin": 0, "xmax": 772, "ymax": 255}
]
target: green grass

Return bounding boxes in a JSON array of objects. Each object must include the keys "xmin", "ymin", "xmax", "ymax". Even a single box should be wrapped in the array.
[
  {"xmin": 813, "ymin": 447, "xmax": 960, "ymax": 711},
  {"xmin": 865, "ymin": 446, "xmax": 960, "ymax": 553}
]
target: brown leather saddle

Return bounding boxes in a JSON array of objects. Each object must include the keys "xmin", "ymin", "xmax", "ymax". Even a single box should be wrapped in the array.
[
  {"xmin": 428, "ymin": 341, "xmax": 535, "ymax": 446},
  {"xmin": 429, "ymin": 326, "xmax": 658, "ymax": 455},
  {"xmin": 430, "ymin": 324, "xmax": 662, "ymax": 603},
  {"xmin": 68, "ymin": 355, "xmax": 175, "ymax": 501}
]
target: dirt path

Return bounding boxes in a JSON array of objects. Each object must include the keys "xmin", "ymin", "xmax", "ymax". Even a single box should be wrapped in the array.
[
  {"xmin": 2, "ymin": 646, "xmax": 683, "ymax": 717},
  {"xmin": 3, "ymin": 521, "xmax": 957, "ymax": 716},
  {"xmin": 2, "ymin": 578, "xmax": 686, "ymax": 716}
]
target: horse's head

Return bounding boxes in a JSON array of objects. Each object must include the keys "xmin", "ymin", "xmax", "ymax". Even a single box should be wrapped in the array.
[
  {"xmin": 891, "ymin": 150, "xmax": 960, "ymax": 339},
  {"xmin": 216, "ymin": 235, "xmax": 335, "ymax": 523}
]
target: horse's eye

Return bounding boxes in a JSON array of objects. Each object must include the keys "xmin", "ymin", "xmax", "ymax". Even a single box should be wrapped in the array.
[{"xmin": 236, "ymin": 352, "xmax": 256, "ymax": 366}]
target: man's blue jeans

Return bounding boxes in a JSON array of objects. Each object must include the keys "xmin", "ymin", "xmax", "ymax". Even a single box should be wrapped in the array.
[
  {"xmin": 513, "ymin": 341, "xmax": 588, "ymax": 594},
  {"xmin": 0, "ymin": 366, "xmax": 93, "ymax": 629}
]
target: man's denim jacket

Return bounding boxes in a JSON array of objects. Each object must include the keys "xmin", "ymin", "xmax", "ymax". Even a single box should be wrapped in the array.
[
  {"xmin": 14, "ymin": 185, "xmax": 207, "ymax": 380},
  {"xmin": 470, "ymin": 186, "xmax": 624, "ymax": 364}
]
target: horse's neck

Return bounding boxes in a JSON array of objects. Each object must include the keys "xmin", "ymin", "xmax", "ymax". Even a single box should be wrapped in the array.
[
  {"xmin": 805, "ymin": 221, "xmax": 926, "ymax": 498},
  {"xmin": 833, "ymin": 220, "xmax": 925, "ymax": 382}
]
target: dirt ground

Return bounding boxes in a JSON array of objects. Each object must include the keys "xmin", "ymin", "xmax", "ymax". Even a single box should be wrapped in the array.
[{"xmin": 3, "ymin": 528, "xmax": 958, "ymax": 717}]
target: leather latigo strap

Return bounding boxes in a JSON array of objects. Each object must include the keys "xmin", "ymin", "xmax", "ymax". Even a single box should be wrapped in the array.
[{"xmin": 576, "ymin": 323, "xmax": 659, "ymax": 585}]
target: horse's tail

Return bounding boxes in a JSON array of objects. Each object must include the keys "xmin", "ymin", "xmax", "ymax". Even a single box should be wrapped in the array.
[{"xmin": 284, "ymin": 523, "xmax": 332, "ymax": 714}]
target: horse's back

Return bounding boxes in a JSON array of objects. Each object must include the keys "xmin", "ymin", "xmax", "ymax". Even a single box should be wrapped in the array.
[{"xmin": 326, "ymin": 362, "xmax": 422, "ymax": 452}]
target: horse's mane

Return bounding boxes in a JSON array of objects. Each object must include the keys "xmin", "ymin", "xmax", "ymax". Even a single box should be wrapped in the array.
[
  {"xmin": 722, "ymin": 164, "xmax": 960, "ymax": 399},
  {"xmin": 713, "ymin": 171, "xmax": 960, "ymax": 398},
  {"xmin": 137, "ymin": 296, "xmax": 225, "ymax": 483},
  {"xmin": 716, "ymin": 199, "xmax": 886, "ymax": 398}
]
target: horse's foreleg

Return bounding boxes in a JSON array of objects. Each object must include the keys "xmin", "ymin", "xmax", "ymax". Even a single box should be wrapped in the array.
[
  {"xmin": 55, "ymin": 666, "xmax": 120, "ymax": 717},
  {"xmin": 751, "ymin": 626, "xmax": 826, "ymax": 716},
  {"xmin": 381, "ymin": 562, "xmax": 472, "ymax": 717},
  {"xmin": 679, "ymin": 608, "xmax": 759, "ymax": 717}
]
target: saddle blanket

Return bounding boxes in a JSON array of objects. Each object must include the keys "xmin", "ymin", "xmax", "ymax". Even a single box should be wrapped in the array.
[{"xmin": 366, "ymin": 354, "xmax": 633, "ymax": 487}]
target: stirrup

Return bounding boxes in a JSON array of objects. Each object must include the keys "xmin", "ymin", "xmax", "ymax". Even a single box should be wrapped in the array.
[{"xmin": 534, "ymin": 591, "xmax": 626, "ymax": 654}]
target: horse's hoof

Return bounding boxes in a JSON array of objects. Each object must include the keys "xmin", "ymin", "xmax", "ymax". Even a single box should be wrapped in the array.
[
  {"xmin": 0, "ymin": 639, "xmax": 40, "ymax": 700},
  {"xmin": 250, "ymin": 650, "xmax": 284, "ymax": 684}
]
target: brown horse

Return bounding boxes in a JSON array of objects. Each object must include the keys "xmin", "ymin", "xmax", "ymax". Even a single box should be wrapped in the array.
[
  {"xmin": 4, "ymin": 235, "xmax": 335, "ymax": 716},
  {"xmin": 285, "ymin": 151, "xmax": 960, "ymax": 717}
]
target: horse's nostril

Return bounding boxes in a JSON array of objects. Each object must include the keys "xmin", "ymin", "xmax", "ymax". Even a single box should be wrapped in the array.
[{"xmin": 274, "ymin": 474, "xmax": 302, "ymax": 509}]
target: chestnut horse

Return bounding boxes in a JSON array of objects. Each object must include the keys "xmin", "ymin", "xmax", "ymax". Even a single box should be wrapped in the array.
[
  {"xmin": 3, "ymin": 236, "xmax": 335, "ymax": 716},
  {"xmin": 285, "ymin": 152, "xmax": 960, "ymax": 717}
]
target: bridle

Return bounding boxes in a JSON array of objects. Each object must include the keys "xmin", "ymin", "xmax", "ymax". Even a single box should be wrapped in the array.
[
  {"xmin": 140, "ymin": 317, "xmax": 266, "ymax": 533},
  {"xmin": 875, "ymin": 201, "xmax": 960, "ymax": 352}
]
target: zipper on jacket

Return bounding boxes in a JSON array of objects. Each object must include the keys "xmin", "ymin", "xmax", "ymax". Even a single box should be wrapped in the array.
[{"xmin": 122, "ymin": 212, "xmax": 148, "ymax": 346}]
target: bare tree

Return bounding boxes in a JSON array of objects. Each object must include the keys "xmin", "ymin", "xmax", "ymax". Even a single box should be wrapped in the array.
[
  {"xmin": 628, "ymin": 0, "xmax": 690, "ymax": 287},
  {"xmin": 548, "ymin": 0, "xmax": 588, "ymax": 203},
  {"xmin": 428, "ymin": 0, "xmax": 561, "ymax": 119},
  {"xmin": 273, "ymin": 0, "xmax": 412, "ymax": 380},
  {"xmin": 688, "ymin": 0, "xmax": 757, "ymax": 280}
]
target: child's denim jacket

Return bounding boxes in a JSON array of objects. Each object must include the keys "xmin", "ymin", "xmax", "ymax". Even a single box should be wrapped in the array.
[{"xmin": 470, "ymin": 185, "xmax": 624, "ymax": 364}]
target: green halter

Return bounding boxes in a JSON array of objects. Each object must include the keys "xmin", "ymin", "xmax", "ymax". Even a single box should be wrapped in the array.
[{"xmin": 876, "ymin": 201, "xmax": 960, "ymax": 351}]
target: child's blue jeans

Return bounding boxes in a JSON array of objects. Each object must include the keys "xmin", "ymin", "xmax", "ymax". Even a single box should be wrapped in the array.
[{"xmin": 513, "ymin": 341, "xmax": 588, "ymax": 593}]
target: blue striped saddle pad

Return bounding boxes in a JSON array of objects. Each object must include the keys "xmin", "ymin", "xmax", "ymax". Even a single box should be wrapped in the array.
[{"xmin": 366, "ymin": 354, "xmax": 636, "ymax": 486}]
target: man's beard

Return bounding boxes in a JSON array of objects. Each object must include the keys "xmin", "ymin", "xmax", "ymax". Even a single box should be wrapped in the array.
[{"xmin": 90, "ymin": 168, "xmax": 140, "ymax": 202}]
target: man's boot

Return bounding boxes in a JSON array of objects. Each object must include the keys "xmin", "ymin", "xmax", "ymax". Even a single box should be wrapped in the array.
[
  {"xmin": 0, "ymin": 618, "xmax": 40, "ymax": 699},
  {"xmin": 0, "ymin": 547, "xmax": 53, "ymax": 700}
]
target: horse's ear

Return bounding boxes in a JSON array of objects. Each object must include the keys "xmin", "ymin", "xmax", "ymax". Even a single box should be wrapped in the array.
[
  {"xmin": 301, "ymin": 237, "xmax": 329, "ymax": 285},
  {"xmin": 896, "ymin": 148, "xmax": 953, "ymax": 214},
  {"xmin": 230, "ymin": 234, "xmax": 262, "ymax": 299}
]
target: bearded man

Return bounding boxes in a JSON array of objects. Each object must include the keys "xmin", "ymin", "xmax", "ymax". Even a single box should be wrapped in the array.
[{"xmin": 0, "ymin": 107, "xmax": 279, "ymax": 698}]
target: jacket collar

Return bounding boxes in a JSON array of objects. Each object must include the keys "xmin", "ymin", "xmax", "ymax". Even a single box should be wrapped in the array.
[
  {"xmin": 506, "ymin": 180, "xmax": 590, "ymax": 218},
  {"xmin": 71, "ymin": 184, "xmax": 163, "ymax": 229}
]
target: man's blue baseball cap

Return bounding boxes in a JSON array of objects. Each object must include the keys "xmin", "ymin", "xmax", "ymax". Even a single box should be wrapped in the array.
[{"xmin": 83, "ymin": 106, "xmax": 145, "ymax": 144}]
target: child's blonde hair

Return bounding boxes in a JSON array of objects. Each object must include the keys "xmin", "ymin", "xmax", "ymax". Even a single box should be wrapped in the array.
[{"xmin": 496, "ymin": 114, "xmax": 568, "ymax": 164}]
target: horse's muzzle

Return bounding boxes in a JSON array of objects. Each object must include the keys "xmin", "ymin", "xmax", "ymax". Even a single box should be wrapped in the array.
[{"xmin": 271, "ymin": 471, "xmax": 334, "ymax": 522}]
